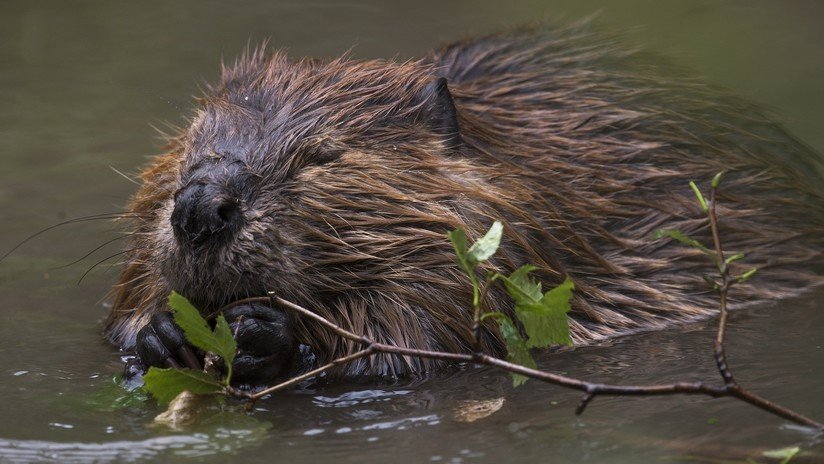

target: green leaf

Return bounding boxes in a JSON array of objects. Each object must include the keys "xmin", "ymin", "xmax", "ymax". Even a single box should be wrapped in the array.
[
  {"xmin": 653, "ymin": 229, "xmax": 715, "ymax": 257},
  {"xmin": 541, "ymin": 278, "xmax": 575, "ymax": 315},
  {"xmin": 467, "ymin": 221, "xmax": 503, "ymax": 264},
  {"xmin": 212, "ymin": 315, "xmax": 237, "ymax": 367},
  {"xmin": 497, "ymin": 316, "xmax": 537, "ymax": 387},
  {"xmin": 711, "ymin": 171, "xmax": 725, "ymax": 189},
  {"xmin": 725, "ymin": 252, "xmax": 745, "ymax": 264},
  {"xmin": 504, "ymin": 265, "xmax": 542, "ymax": 302},
  {"xmin": 142, "ymin": 367, "xmax": 223, "ymax": 404},
  {"xmin": 737, "ymin": 267, "xmax": 758, "ymax": 283},
  {"xmin": 169, "ymin": 292, "xmax": 237, "ymax": 364},
  {"xmin": 448, "ymin": 221, "xmax": 503, "ymax": 277},
  {"xmin": 529, "ymin": 278, "xmax": 574, "ymax": 348},
  {"xmin": 447, "ymin": 228, "xmax": 474, "ymax": 275},
  {"xmin": 169, "ymin": 292, "xmax": 215, "ymax": 350},
  {"xmin": 689, "ymin": 180, "xmax": 709, "ymax": 212},
  {"xmin": 763, "ymin": 446, "xmax": 800, "ymax": 464},
  {"xmin": 500, "ymin": 269, "xmax": 574, "ymax": 348}
]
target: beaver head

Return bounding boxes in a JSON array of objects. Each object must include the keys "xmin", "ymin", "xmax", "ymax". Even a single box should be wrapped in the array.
[{"xmin": 157, "ymin": 52, "xmax": 468, "ymax": 312}]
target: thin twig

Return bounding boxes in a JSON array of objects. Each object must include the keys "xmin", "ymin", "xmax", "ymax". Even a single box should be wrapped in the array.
[
  {"xmin": 249, "ymin": 348, "xmax": 374, "ymax": 400},
  {"xmin": 708, "ymin": 183, "xmax": 738, "ymax": 389},
  {"xmin": 471, "ymin": 278, "xmax": 494, "ymax": 353},
  {"xmin": 221, "ymin": 294, "xmax": 821, "ymax": 428}
]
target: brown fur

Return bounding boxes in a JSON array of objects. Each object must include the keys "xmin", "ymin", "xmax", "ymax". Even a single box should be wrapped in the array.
[{"xmin": 106, "ymin": 23, "xmax": 824, "ymax": 377}]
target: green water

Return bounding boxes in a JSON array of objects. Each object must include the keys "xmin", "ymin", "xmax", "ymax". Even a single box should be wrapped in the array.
[{"xmin": 1, "ymin": 1, "xmax": 822, "ymax": 462}]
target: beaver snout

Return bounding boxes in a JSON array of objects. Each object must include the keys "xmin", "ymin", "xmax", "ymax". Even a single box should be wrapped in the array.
[{"xmin": 170, "ymin": 182, "xmax": 243, "ymax": 248}]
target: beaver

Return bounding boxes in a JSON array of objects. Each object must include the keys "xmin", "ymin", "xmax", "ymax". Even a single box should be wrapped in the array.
[{"xmin": 106, "ymin": 23, "xmax": 824, "ymax": 384}]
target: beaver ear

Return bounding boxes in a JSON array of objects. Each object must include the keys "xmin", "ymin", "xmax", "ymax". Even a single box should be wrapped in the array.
[{"xmin": 419, "ymin": 77, "xmax": 462, "ymax": 150}]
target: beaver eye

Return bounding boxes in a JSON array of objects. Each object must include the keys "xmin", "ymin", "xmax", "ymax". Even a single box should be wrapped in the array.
[
  {"xmin": 295, "ymin": 147, "xmax": 340, "ymax": 170},
  {"xmin": 309, "ymin": 149, "xmax": 340, "ymax": 166}
]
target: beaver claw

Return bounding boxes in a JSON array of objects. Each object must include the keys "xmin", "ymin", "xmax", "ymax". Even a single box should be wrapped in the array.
[
  {"xmin": 135, "ymin": 311, "xmax": 202, "ymax": 370},
  {"xmin": 128, "ymin": 303, "xmax": 308, "ymax": 386},
  {"xmin": 223, "ymin": 303, "xmax": 301, "ymax": 384}
]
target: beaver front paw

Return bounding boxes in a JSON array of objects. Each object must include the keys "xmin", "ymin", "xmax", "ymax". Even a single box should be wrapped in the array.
[
  {"xmin": 222, "ymin": 303, "xmax": 302, "ymax": 385},
  {"xmin": 128, "ymin": 303, "xmax": 309, "ymax": 386},
  {"xmin": 134, "ymin": 311, "xmax": 202, "ymax": 371}
]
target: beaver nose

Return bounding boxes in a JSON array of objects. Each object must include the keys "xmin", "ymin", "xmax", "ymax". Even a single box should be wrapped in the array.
[{"xmin": 170, "ymin": 182, "xmax": 243, "ymax": 248}]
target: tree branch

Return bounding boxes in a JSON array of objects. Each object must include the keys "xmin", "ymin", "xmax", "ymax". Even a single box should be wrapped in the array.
[{"xmin": 218, "ymin": 294, "xmax": 821, "ymax": 428}]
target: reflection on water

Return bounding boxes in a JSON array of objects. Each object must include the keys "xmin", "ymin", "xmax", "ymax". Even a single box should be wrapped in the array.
[{"xmin": 1, "ymin": 0, "xmax": 822, "ymax": 463}]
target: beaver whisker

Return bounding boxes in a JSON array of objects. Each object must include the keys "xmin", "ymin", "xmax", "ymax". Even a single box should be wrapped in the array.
[
  {"xmin": 51, "ymin": 233, "xmax": 135, "ymax": 271},
  {"xmin": 1, "ymin": 212, "xmax": 148, "ymax": 263},
  {"xmin": 78, "ymin": 248, "xmax": 136, "ymax": 286}
]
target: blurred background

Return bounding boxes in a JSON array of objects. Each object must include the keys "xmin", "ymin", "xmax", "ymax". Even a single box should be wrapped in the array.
[{"xmin": 0, "ymin": 1, "xmax": 822, "ymax": 462}]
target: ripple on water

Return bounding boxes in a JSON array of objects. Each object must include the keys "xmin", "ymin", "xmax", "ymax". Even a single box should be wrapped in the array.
[
  {"xmin": 0, "ymin": 433, "xmax": 250, "ymax": 463},
  {"xmin": 312, "ymin": 389, "xmax": 414, "ymax": 408}
]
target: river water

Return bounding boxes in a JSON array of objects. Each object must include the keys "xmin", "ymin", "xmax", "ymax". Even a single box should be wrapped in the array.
[{"xmin": 1, "ymin": 1, "xmax": 822, "ymax": 462}]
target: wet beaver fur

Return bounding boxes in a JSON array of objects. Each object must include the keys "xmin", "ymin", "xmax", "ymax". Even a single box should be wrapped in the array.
[{"xmin": 106, "ymin": 23, "xmax": 824, "ymax": 383}]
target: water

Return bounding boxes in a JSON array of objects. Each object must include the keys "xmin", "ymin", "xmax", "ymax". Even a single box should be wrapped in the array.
[{"xmin": 1, "ymin": 1, "xmax": 822, "ymax": 462}]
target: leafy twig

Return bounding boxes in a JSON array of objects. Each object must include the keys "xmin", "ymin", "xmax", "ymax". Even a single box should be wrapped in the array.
[{"xmin": 218, "ymin": 293, "xmax": 820, "ymax": 429}]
